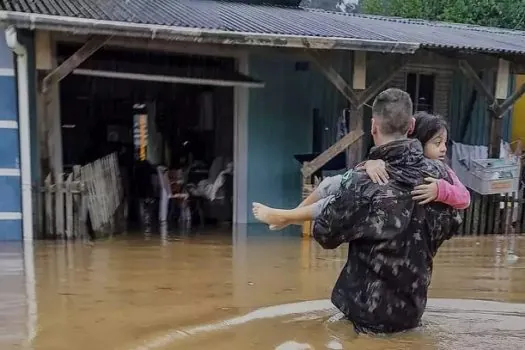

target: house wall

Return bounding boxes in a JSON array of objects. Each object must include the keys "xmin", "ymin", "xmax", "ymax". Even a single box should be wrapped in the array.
[
  {"xmin": 245, "ymin": 51, "xmax": 351, "ymax": 222},
  {"xmin": 243, "ymin": 50, "xmax": 516, "ymax": 223},
  {"xmin": 30, "ymin": 35, "xmax": 515, "ymax": 227},
  {"xmin": 511, "ymin": 74, "xmax": 525, "ymax": 143},
  {"xmin": 449, "ymin": 69, "xmax": 513, "ymax": 145},
  {"xmin": 0, "ymin": 34, "xmax": 22, "ymax": 240},
  {"xmin": 359, "ymin": 51, "xmax": 455, "ymax": 154},
  {"xmin": 367, "ymin": 51, "xmax": 455, "ymax": 118},
  {"xmin": 367, "ymin": 51, "xmax": 512, "ymax": 146}
]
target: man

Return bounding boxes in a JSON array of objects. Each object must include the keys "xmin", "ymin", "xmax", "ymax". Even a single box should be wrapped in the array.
[{"xmin": 313, "ymin": 88, "xmax": 462, "ymax": 334}]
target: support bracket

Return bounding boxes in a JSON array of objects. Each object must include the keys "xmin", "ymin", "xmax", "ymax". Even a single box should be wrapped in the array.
[
  {"xmin": 41, "ymin": 35, "xmax": 111, "ymax": 93},
  {"xmin": 457, "ymin": 59, "xmax": 525, "ymax": 119},
  {"xmin": 308, "ymin": 51, "xmax": 359, "ymax": 106},
  {"xmin": 355, "ymin": 56, "xmax": 409, "ymax": 109},
  {"xmin": 309, "ymin": 50, "xmax": 409, "ymax": 109},
  {"xmin": 458, "ymin": 60, "xmax": 499, "ymax": 113},
  {"xmin": 302, "ymin": 129, "xmax": 364, "ymax": 178},
  {"xmin": 303, "ymin": 51, "xmax": 409, "ymax": 177}
]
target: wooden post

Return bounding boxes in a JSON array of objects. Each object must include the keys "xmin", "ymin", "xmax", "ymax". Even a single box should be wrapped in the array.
[
  {"xmin": 347, "ymin": 101, "xmax": 364, "ymax": 168},
  {"xmin": 301, "ymin": 175, "xmax": 320, "ymax": 238},
  {"xmin": 303, "ymin": 51, "xmax": 407, "ymax": 177},
  {"xmin": 35, "ymin": 32, "xmax": 52, "ymax": 174},
  {"xmin": 76, "ymin": 165, "xmax": 89, "ymax": 241},
  {"xmin": 489, "ymin": 112, "xmax": 503, "ymax": 158},
  {"xmin": 348, "ymin": 51, "xmax": 367, "ymax": 168},
  {"xmin": 489, "ymin": 59, "xmax": 510, "ymax": 158},
  {"xmin": 355, "ymin": 55, "xmax": 409, "ymax": 109},
  {"xmin": 65, "ymin": 173, "xmax": 74, "ymax": 239},
  {"xmin": 55, "ymin": 173, "xmax": 65, "ymax": 238},
  {"xmin": 72, "ymin": 165, "xmax": 83, "ymax": 239},
  {"xmin": 301, "ymin": 176, "xmax": 313, "ymax": 238},
  {"xmin": 44, "ymin": 174, "xmax": 53, "ymax": 237}
]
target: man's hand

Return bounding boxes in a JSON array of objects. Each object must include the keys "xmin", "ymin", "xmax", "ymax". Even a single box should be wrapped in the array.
[
  {"xmin": 412, "ymin": 177, "xmax": 439, "ymax": 204},
  {"xmin": 358, "ymin": 160, "xmax": 388, "ymax": 185}
]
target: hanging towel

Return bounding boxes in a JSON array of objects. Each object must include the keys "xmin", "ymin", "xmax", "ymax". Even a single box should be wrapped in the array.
[
  {"xmin": 337, "ymin": 110, "xmax": 350, "ymax": 169},
  {"xmin": 336, "ymin": 111, "xmax": 348, "ymax": 141}
]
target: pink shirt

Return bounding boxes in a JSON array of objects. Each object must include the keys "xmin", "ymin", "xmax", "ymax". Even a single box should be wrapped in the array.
[{"xmin": 436, "ymin": 166, "xmax": 471, "ymax": 209}]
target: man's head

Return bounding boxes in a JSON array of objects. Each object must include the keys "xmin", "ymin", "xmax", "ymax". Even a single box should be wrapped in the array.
[{"xmin": 371, "ymin": 88, "xmax": 415, "ymax": 146}]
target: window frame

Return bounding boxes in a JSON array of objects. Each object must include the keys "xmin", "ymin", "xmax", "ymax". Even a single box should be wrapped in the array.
[{"xmin": 404, "ymin": 72, "xmax": 437, "ymax": 113}]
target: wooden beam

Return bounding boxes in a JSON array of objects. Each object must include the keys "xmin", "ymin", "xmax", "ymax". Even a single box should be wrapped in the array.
[
  {"xmin": 489, "ymin": 113, "xmax": 503, "ymax": 158},
  {"xmin": 356, "ymin": 56, "xmax": 409, "ymax": 108},
  {"xmin": 347, "ymin": 95, "xmax": 364, "ymax": 168},
  {"xmin": 308, "ymin": 50, "xmax": 359, "ymax": 106},
  {"xmin": 42, "ymin": 35, "xmax": 111, "ymax": 92},
  {"xmin": 458, "ymin": 58, "xmax": 525, "ymax": 119},
  {"xmin": 495, "ymin": 59, "xmax": 510, "ymax": 100},
  {"xmin": 498, "ymin": 82, "xmax": 525, "ymax": 117},
  {"xmin": 304, "ymin": 51, "xmax": 407, "ymax": 177},
  {"xmin": 301, "ymin": 129, "xmax": 364, "ymax": 178},
  {"xmin": 458, "ymin": 60, "xmax": 497, "ymax": 108},
  {"xmin": 353, "ymin": 51, "xmax": 367, "ymax": 90}
]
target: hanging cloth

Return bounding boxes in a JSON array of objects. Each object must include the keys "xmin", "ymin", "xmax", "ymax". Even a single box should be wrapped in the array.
[
  {"xmin": 336, "ymin": 109, "xmax": 349, "ymax": 141},
  {"xmin": 337, "ymin": 109, "xmax": 350, "ymax": 168}
]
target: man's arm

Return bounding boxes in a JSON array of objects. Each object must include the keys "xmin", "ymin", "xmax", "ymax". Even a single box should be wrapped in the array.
[{"xmin": 312, "ymin": 172, "xmax": 368, "ymax": 249}]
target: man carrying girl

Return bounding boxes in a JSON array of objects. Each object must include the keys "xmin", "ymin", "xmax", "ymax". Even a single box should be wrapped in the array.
[{"xmin": 253, "ymin": 88, "xmax": 464, "ymax": 334}]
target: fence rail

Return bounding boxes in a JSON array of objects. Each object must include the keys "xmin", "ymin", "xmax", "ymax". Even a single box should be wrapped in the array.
[{"xmin": 39, "ymin": 152, "xmax": 125, "ymax": 239}]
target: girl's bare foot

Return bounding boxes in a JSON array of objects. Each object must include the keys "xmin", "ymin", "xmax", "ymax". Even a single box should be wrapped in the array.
[{"xmin": 252, "ymin": 202, "xmax": 288, "ymax": 227}]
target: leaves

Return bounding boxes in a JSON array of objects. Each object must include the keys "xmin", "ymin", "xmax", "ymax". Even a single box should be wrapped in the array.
[
  {"xmin": 359, "ymin": 0, "xmax": 525, "ymax": 30},
  {"xmin": 302, "ymin": 0, "xmax": 359, "ymax": 12}
]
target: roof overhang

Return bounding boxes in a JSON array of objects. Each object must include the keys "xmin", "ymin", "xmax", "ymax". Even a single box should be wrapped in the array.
[
  {"xmin": 53, "ymin": 43, "xmax": 265, "ymax": 88},
  {"xmin": 0, "ymin": 11, "xmax": 420, "ymax": 53},
  {"xmin": 72, "ymin": 68, "xmax": 265, "ymax": 88},
  {"xmin": 71, "ymin": 60, "xmax": 266, "ymax": 88}
]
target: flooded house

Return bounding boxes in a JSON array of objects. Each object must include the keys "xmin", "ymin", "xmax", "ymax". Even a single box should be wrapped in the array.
[
  {"xmin": 1, "ymin": 0, "xmax": 525, "ymax": 241},
  {"xmin": 1, "ymin": 2, "xmax": 525, "ymax": 349}
]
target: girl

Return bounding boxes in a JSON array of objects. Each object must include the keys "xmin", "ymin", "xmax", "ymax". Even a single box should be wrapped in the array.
[{"xmin": 252, "ymin": 112, "xmax": 470, "ymax": 230}]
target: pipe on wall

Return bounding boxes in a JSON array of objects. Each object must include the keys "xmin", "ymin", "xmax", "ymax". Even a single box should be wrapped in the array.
[{"xmin": 5, "ymin": 26, "xmax": 34, "ymax": 242}]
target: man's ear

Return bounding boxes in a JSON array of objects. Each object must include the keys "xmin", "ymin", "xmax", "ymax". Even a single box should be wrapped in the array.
[{"xmin": 371, "ymin": 118, "xmax": 378, "ymax": 135}]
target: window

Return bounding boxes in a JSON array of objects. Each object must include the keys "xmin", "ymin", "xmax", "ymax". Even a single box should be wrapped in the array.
[{"xmin": 406, "ymin": 73, "xmax": 435, "ymax": 113}]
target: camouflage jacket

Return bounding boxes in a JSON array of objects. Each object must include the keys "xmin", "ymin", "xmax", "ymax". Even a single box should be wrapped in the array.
[{"xmin": 313, "ymin": 139, "xmax": 462, "ymax": 334}]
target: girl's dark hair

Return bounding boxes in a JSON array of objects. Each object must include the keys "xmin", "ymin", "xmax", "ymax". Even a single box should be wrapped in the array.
[{"xmin": 410, "ymin": 111, "xmax": 450, "ymax": 145}]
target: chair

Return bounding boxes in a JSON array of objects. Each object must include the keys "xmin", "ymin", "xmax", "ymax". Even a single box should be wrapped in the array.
[
  {"xmin": 186, "ymin": 157, "xmax": 233, "ymax": 223},
  {"xmin": 157, "ymin": 165, "xmax": 190, "ymax": 226}
]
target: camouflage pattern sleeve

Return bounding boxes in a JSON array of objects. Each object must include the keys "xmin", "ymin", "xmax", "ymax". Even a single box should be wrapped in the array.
[{"xmin": 312, "ymin": 171, "xmax": 369, "ymax": 249}]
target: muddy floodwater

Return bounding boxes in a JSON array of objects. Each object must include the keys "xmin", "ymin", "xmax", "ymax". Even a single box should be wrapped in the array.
[{"xmin": 1, "ymin": 226, "xmax": 525, "ymax": 350}]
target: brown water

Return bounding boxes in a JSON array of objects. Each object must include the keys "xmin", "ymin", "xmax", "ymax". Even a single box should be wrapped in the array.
[{"xmin": 1, "ymin": 226, "xmax": 525, "ymax": 350}]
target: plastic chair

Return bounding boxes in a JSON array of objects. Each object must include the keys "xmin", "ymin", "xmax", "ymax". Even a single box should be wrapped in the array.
[{"xmin": 156, "ymin": 165, "xmax": 189, "ymax": 225}]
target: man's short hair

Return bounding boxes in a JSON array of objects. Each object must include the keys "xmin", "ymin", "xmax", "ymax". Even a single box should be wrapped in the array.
[{"xmin": 372, "ymin": 88, "xmax": 413, "ymax": 136}]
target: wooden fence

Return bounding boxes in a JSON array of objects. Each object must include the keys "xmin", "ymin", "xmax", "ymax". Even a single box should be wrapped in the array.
[
  {"xmin": 456, "ymin": 192, "xmax": 517, "ymax": 236},
  {"xmin": 39, "ymin": 153, "xmax": 125, "ymax": 239},
  {"xmin": 80, "ymin": 153, "xmax": 124, "ymax": 234}
]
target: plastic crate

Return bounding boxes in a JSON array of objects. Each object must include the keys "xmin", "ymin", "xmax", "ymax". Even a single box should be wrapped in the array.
[{"xmin": 468, "ymin": 158, "xmax": 520, "ymax": 195}]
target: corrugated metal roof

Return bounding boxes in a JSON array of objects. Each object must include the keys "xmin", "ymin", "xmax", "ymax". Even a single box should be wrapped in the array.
[{"xmin": 1, "ymin": 0, "xmax": 525, "ymax": 54}]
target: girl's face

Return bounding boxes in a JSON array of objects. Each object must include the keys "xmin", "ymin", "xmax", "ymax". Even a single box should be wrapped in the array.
[{"xmin": 423, "ymin": 128, "xmax": 448, "ymax": 160}]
